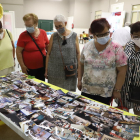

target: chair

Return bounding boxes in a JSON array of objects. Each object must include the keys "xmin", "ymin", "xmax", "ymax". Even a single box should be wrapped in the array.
[{"xmin": 79, "ymin": 34, "xmax": 84, "ymax": 44}]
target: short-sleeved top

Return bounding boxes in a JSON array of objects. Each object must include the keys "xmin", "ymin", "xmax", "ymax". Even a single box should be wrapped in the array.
[
  {"xmin": 17, "ymin": 29, "xmax": 49, "ymax": 69},
  {"xmin": 80, "ymin": 40, "xmax": 127, "ymax": 97},
  {"xmin": 0, "ymin": 29, "xmax": 14, "ymax": 71}
]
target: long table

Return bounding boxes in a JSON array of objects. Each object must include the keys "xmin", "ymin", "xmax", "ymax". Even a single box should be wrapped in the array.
[{"xmin": 0, "ymin": 77, "xmax": 140, "ymax": 140}]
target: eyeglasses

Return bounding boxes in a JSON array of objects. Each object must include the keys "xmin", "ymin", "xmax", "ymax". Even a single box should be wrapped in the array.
[
  {"xmin": 95, "ymin": 31, "xmax": 110, "ymax": 38},
  {"xmin": 132, "ymin": 35, "xmax": 140, "ymax": 40}
]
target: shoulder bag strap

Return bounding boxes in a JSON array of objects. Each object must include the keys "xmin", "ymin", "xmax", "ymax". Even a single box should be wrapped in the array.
[
  {"xmin": 27, "ymin": 31, "xmax": 45, "ymax": 58},
  {"xmin": 57, "ymin": 34, "xmax": 65, "ymax": 69},
  {"xmin": 6, "ymin": 29, "xmax": 12, "ymax": 41}
]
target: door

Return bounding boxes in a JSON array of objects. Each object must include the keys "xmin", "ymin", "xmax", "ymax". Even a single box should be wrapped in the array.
[{"xmin": 38, "ymin": 20, "xmax": 53, "ymax": 31}]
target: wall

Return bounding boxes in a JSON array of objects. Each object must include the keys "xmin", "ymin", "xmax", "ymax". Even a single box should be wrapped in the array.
[
  {"xmin": 69, "ymin": 0, "xmax": 75, "ymax": 17},
  {"xmin": 1, "ymin": 0, "xmax": 24, "ymax": 28},
  {"xmin": 110, "ymin": 0, "xmax": 140, "ymax": 22},
  {"xmin": 23, "ymin": 0, "xmax": 69, "ymax": 21},
  {"xmin": 90, "ymin": 0, "xmax": 110, "ymax": 23},
  {"xmin": 74, "ymin": 0, "xmax": 91, "ymax": 28},
  {"xmin": 90, "ymin": 0, "xmax": 140, "ymax": 23}
]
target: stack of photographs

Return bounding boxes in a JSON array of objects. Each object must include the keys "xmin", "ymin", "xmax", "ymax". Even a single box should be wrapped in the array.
[{"xmin": 0, "ymin": 71, "xmax": 139, "ymax": 140}]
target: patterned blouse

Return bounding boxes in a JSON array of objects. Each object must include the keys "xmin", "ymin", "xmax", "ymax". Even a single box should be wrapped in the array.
[{"xmin": 80, "ymin": 40, "xmax": 127, "ymax": 97}]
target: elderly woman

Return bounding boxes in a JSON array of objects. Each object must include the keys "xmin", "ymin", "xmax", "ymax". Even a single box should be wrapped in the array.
[
  {"xmin": 0, "ymin": 21, "xmax": 15, "ymax": 76},
  {"xmin": 78, "ymin": 18, "xmax": 127, "ymax": 105},
  {"xmin": 121, "ymin": 21, "xmax": 140, "ymax": 115},
  {"xmin": 45, "ymin": 15, "xmax": 80, "ymax": 91},
  {"xmin": 16, "ymin": 13, "xmax": 49, "ymax": 81}
]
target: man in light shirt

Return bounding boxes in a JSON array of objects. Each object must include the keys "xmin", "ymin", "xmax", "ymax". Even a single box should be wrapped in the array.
[{"xmin": 112, "ymin": 22, "xmax": 131, "ymax": 48}]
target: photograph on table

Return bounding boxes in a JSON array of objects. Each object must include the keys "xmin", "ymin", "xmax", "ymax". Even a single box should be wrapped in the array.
[
  {"xmin": 37, "ymin": 83, "xmax": 50, "ymax": 89},
  {"xmin": 113, "ymin": 122, "xmax": 139, "ymax": 137},
  {"xmin": 51, "ymin": 116, "xmax": 71, "ymax": 129},
  {"xmin": 101, "ymin": 111, "xmax": 123, "ymax": 122},
  {"xmin": 66, "ymin": 92, "xmax": 80, "ymax": 99},
  {"xmin": 28, "ymin": 111, "xmax": 54, "ymax": 125},
  {"xmin": 68, "ymin": 114, "xmax": 91, "ymax": 126},
  {"xmin": 28, "ymin": 125, "xmax": 52, "ymax": 140},
  {"xmin": 57, "ymin": 96, "xmax": 74, "ymax": 105},
  {"xmin": 5, "ymin": 103, "xmax": 20, "ymax": 112},
  {"xmin": 0, "ymin": 77, "xmax": 12, "ymax": 84},
  {"xmin": 50, "ymin": 89, "xmax": 66, "ymax": 100},
  {"xmin": 48, "ymin": 134, "xmax": 62, "ymax": 140},
  {"xmin": 21, "ymin": 104, "xmax": 37, "ymax": 116},
  {"xmin": 16, "ymin": 111, "xmax": 28, "ymax": 122},
  {"xmin": 13, "ymin": 80, "xmax": 23, "ymax": 88},
  {"xmin": 4, "ymin": 90, "xmax": 25, "ymax": 99},
  {"xmin": 25, "ymin": 79, "xmax": 38, "ymax": 87},
  {"xmin": 40, "ymin": 120, "xmax": 55, "ymax": 130},
  {"xmin": 24, "ymin": 91, "xmax": 37, "ymax": 99},
  {"xmin": 77, "ymin": 97, "xmax": 92, "ymax": 104},
  {"xmin": 119, "ymin": 115, "xmax": 140, "ymax": 125},
  {"xmin": 101, "ymin": 134, "xmax": 120, "ymax": 140},
  {"xmin": 109, "ymin": 130, "xmax": 134, "ymax": 140}
]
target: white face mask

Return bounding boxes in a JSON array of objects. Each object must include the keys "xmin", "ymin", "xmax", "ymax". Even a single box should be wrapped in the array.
[
  {"xmin": 132, "ymin": 39, "xmax": 140, "ymax": 48},
  {"xmin": 0, "ymin": 31, "xmax": 4, "ymax": 39}
]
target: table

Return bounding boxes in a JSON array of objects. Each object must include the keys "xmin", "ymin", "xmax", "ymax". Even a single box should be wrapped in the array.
[{"xmin": 0, "ymin": 77, "xmax": 140, "ymax": 140}]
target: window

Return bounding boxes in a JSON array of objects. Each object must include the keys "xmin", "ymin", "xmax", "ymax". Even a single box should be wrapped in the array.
[
  {"xmin": 95, "ymin": 11, "xmax": 102, "ymax": 19},
  {"xmin": 131, "ymin": 5, "xmax": 140, "ymax": 23}
]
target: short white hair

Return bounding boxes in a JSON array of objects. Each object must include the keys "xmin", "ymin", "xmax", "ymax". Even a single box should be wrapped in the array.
[{"xmin": 54, "ymin": 15, "xmax": 66, "ymax": 24}]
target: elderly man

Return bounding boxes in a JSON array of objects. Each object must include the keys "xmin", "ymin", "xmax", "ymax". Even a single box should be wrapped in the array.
[{"xmin": 112, "ymin": 22, "xmax": 131, "ymax": 48}]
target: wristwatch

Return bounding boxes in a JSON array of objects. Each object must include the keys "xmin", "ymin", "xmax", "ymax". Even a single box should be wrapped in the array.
[{"xmin": 113, "ymin": 88, "xmax": 121, "ymax": 92}]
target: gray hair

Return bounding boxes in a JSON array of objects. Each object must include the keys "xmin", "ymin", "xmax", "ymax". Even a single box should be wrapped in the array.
[{"xmin": 54, "ymin": 15, "xmax": 66, "ymax": 24}]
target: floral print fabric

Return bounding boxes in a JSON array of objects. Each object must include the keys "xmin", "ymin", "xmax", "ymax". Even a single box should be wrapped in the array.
[{"xmin": 80, "ymin": 40, "xmax": 127, "ymax": 97}]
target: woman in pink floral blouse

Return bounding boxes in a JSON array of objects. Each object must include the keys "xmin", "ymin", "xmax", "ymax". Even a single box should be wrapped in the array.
[{"xmin": 78, "ymin": 18, "xmax": 127, "ymax": 105}]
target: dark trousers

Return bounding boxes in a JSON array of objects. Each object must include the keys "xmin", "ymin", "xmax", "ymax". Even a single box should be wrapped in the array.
[
  {"xmin": 81, "ymin": 92, "xmax": 111, "ymax": 105},
  {"xmin": 28, "ymin": 67, "xmax": 45, "ymax": 81}
]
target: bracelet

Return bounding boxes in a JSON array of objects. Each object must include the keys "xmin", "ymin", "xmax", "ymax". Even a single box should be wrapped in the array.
[{"xmin": 114, "ymin": 89, "xmax": 121, "ymax": 92}]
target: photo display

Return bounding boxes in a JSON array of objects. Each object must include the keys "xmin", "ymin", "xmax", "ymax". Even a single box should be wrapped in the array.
[{"xmin": 0, "ymin": 71, "xmax": 139, "ymax": 140}]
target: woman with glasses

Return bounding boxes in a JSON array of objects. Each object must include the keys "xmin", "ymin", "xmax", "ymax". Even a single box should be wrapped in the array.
[
  {"xmin": 78, "ymin": 18, "xmax": 127, "ymax": 105},
  {"xmin": 16, "ymin": 13, "xmax": 49, "ymax": 81},
  {"xmin": 0, "ymin": 21, "xmax": 15, "ymax": 76},
  {"xmin": 44, "ymin": 15, "xmax": 80, "ymax": 91},
  {"xmin": 121, "ymin": 21, "xmax": 140, "ymax": 115}
]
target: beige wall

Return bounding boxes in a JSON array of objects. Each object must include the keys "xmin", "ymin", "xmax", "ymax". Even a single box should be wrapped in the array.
[
  {"xmin": 69, "ymin": 0, "xmax": 75, "ymax": 17},
  {"xmin": 1, "ymin": 0, "xmax": 24, "ymax": 28},
  {"xmin": 24, "ymin": 0, "xmax": 69, "ymax": 21},
  {"xmin": 90, "ymin": 0, "xmax": 140, "ymax": 23},
  {"xmin": 74, "ymin": 0, "xmax": 91, "ymax": 28},
  {"xmin": 110, "ymin": 0, "xmax": 140, "ymax": 22}
]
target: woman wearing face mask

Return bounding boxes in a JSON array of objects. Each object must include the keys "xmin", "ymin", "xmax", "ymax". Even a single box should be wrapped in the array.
[
  {"xmin": 0, "ymin": 21, "xmax": 15, "ymax": 76},
  {"xmin": 120, "ymin": 21, "xmax": 140, "ymax": 115},
  {"xmin": 44, "ymin": 15, "xmax": 80, "ymax": 91},
  {"xmin": 78, "ymin": 18, "xmax": 127, "ymax": 105},
  {"xmin": 16, "ymin": 13, "xmax": 49, "ymax": 81}
]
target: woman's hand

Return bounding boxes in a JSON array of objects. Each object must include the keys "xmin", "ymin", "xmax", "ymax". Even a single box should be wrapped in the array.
[
  {"xmin": 78, "ymin": 81, "xmax": 82, "ymax": 91},
  {"xmin": 21, "ymin": 65, "xmax": 29, "ymax": 75},
  {"xmin": 113, "ymin": 91, "xmax": 121, "ymax": 99},
  {"xmin": 44, "ymin": 70, "xmax": 48, "ymax": 79}
]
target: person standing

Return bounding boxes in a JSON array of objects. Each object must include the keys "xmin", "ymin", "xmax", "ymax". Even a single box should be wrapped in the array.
[
  {"xmin": 112, "ymin": 22, "xmax": 131, "ymax": 48},
  {"xmin": 78, "ymin": 18, "xmax": 127, "ymax": 105},
  {"xmin": 121, "ymin": 21, "xmax": 140, "ymax": 115},
  {"xmin": 45, "ymin": 15, "xmax": 80, "ymax": 91},
  {"xmin": 16, "ymin": 13, "xmax": 49, "ymax": 81},
  {"xmin": 0, "ymin": 21, "xmax": 15, "ymax": 76}
]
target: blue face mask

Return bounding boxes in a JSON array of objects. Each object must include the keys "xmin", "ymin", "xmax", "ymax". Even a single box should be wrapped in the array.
[
  {"xmin": 96, "ymin": 34, "xmax": 110, "ymax": 45},
  {"xmin": 26, "ymin": 26, "xmax": 35, "ymax": 33}
]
